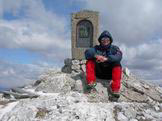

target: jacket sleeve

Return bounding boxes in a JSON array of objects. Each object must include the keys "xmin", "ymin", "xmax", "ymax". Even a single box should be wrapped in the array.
[
  {"xmin": 85, "ymin": 47, "xmax": 96, "ymax": 60},
  {"xmin": 107, "ymin": 46, "xmax": 122, "ymax": 63}
]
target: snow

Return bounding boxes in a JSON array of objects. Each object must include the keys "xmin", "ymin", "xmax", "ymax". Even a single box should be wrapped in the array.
[
  {"xmin": 25, "ymin": 89, "xmax": 60, "ymax": 96},
  {"xmin": 0, "ymin": 101, "xmax": 19, "ymax": 119},
  {"xmin": 117, "ymin": 112, "xmax": 128, "ymax": 121}
]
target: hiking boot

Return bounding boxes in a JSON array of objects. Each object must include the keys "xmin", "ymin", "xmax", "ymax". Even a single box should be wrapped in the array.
[
  {"xmin": 108, "ymin": 88, "xmax": 120, "ymax": 102},
  {"xmin": 108, "ymin": 93, "xmax": 120, "ymax": 102},
  {"xmin": 87, "ymin": 82, "xmax": 97, "ymax": 89},
  {"xmin": 85, "ymin": 82, "xmax": 97, "ymax": 93}
]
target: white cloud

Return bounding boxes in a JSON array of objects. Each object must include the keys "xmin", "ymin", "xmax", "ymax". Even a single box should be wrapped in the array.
[
  {"xmin": 120, "ymin": 38, "xmax": 162, "ymax": 80},
  {"xmin": 1, "ymin": 68, "xmax": 15, "ymax": 76},
  {"xmin": 0, "ymin": 1, "xmax": 2, "ymax": 18},
  {"xmin": 0, "ymin": 0, "xmax": 72, "ymax": 89},
  {"xmin": 0, "ymin": 0, "xmax": 161, "ymax": 87},
  {"xmin": 0, "ymin": 0, "xmax": 71, "ymax": 60},
  {"xmin": 1, "ymin": 0, "xmax": 23, "ymax": 16},
  {"xmin": 0, "ymin": 60, "xmax": 58, "ymax": 89},
  {"xmin": 82, "ymin": 0, "xmax": 162, "ymax": 82},
  {"xmin": 84, "ymin": 0, "xmax": 162, "ymax": 45}
]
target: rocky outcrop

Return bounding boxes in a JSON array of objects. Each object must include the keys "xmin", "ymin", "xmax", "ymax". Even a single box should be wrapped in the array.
[
  {"xmin": 61, "ymin": 59, "xmax": 162, "ymax": 103},
  {"xmin": 0, "ymin": 59, "xmax": 161, "ymax": 121},
  {"xmin": 35, "ymin": 71, "xmax": 76, "ymax": 93}
]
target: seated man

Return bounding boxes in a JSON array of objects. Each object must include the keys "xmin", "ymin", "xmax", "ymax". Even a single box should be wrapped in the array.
[{"xmin": 84, "ymin": 30, "xmax": 122, "ymax": 101}]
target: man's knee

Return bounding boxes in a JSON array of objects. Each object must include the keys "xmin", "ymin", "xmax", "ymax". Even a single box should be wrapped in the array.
[
  {"xmin": 86, "ymin": 59, "xmax": 96, "ymax": 85},
  {"xmin": 111, "ymin": 66, "xmax": 122, "ymax": 92}
]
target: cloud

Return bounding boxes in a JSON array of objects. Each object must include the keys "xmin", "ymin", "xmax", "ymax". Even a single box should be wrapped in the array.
[
  {"xmin": 0, "ymin": 60, "xmax": 58, "ymax": 90},
  {"xmin": 0, "ymin": 0, "xmax": 161, "ymax": 88},
  {"xmin": 0, "ymin": 0, "xmax": 72, "ymax": 89},
  {"xmin": 1, "ymin": 0, "xmax": 23, "ymax": 16},
  {"xmin": 0, "ymin": 0, "xmax": 70, "ymax": 60},
  {"xmin": 82, "ymin": 0, "xmax": 162, "ymax": 82},
  {"xmin": 120, "ymin": 39, "xmax": 162, "ymax": 80},
  {"xmin": 84, "ymin": 0, "xmax": 162, "ymax": 45},
  {"xmin": 0, "ymin": 60, "xmax": 36, "ymax": 89}
]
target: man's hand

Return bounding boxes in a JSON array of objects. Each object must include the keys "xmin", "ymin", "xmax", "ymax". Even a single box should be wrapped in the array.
[{"xmin": 95, "ymin": 55, "xmax": 108, "ymax": 62}]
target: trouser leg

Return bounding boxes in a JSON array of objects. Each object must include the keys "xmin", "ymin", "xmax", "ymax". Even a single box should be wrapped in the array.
[
  {"xmin": 111, "ymin": 66, "xmax": 122, "ymax": 92},
  {"xmin": 86, "ymin": 59, "xmax": 96, "ymax": 85}
]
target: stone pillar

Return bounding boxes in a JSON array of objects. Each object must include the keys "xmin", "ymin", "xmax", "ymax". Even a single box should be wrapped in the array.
[{"xmin": 71, "ymin": 10, "xmax": 99, "ymax": 59}]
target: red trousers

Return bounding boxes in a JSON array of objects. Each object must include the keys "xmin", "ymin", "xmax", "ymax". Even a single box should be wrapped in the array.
[{"xmin": 86, "ymin": 60, "xmax": 122, "ymax": 92}]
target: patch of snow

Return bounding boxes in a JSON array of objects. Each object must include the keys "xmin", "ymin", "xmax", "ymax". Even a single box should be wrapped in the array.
[
  {"xmin": 25, "ymin": 89, "xmax": 60, "ymax": 96},
  {"xmin": 0, "ymin": 101, "xmax": 19, "ymax": 119},
  {"xmin": 117, "ymin": 112, "xmax": 128, "ymax": 121}
]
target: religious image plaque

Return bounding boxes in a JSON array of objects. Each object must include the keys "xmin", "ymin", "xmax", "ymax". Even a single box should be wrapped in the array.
[{"xmin": 71, "ymin": 10, "xmax": 99, "ymax": 59}]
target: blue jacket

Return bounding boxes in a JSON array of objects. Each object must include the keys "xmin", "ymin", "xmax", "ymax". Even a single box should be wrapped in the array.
[
  {"xmin": 85, "ymin": 44, "xmax": 122, "ymax": 63},
  {"xmin": 85, "ymin": 31, "xmax": 122, "ymax": 63}
]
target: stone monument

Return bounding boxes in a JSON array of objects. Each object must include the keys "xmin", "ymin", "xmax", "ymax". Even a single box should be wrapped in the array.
[{"xmin": 71, "ymin": 10, "xmax": 99, "ymax": 59}]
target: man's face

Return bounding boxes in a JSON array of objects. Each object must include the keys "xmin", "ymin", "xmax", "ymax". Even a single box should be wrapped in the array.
[{"xmin": 101, "ymin": 37, "xmax": 111, "ymax": 46}]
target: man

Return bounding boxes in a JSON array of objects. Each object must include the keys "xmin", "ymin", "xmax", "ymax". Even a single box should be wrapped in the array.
[{"xmin": 84, "ymin": 30, "xmax": 122, "ymax": 101}]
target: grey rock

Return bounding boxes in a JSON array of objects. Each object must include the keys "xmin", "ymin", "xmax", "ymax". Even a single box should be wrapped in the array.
[
  {"xmin": 1, "ymin": 60, "xmax": 162, "ymax": 121},
  {"xmin": 117, "ymin": 112, "xmax": 128, "ymax": 121},
  {"xmin": 33, "ymin": 79, "xmax": 42, "ymax": 86},
  {"xmin": 45, "ymin": 59, "xmax": 162, "ymax": 105},
  {"xmin": 61, "ymin": 65, "xmax": 72, "ymax": 73},
  {"xmin": 35, "ymin": 72, "xmax": 75, "ymax": 93},
  {"xmin": 0, "ymin": 92, "xmax": 115, "ymax": 121},
  {"xmin": 129, "ymin": 119, "xmax": 138, "ymax": 121},
  {"xmin": 72, "ymin": 60, "xmax": 80, "ymax": 65},
  {"xmin": 73, "ymin": 79, "xmax": 83, "ymax": 92},
  {"xmin": 1, "ymin": 89, "xmax": 39, "ymax": 99},
  {"xmin": 64, "ymin": 58, "xmax": 72, "ymax": 66},
  {"xmin": 124, "ymin": 106, "xmax": 137, "ymax": 119},
  {"xmin": 71, "ymin": 64, "xmax": 80, "ymax": 71},
  {"xmin": 154, "ymin": 105, "xmax": 160, "ymax": 111},
  {"xmin": 155, "ymin": 86, "xmax": 162, "ymax": 94},
  {"xmin": 142, "ymin": 83, "xmax": 150, "ymax": 89},
  {"xmin": 136, "ymin": 116, "xmax": 146, "ymax": 120},
  {"xmin": 0, "ymin": 93, "xmax": 3, "ymax": 99}
]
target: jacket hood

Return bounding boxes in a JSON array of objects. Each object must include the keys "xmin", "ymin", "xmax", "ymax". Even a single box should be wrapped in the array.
[{"xmin": 98, "ymin": 30, "xmax": 113, "ymax": 44}]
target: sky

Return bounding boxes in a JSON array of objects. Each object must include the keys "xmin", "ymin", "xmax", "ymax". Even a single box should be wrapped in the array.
[{"xmin": 0, "ymin": 0, "xmax": 162, "ymax": 89}]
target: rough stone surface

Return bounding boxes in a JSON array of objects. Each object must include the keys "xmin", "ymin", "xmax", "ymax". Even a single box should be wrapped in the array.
[
  {"xmin": 61, "ymin": 59, "xmax": 162, "ymax": 103},
  {"xmin": 0, "ymin": 59, "xmax": 162, "ymax": 121},
  {"xmin": 35, "ymin": 71, "xmax": 75, "ymax": 93},
  {"xmin": 64, "ymin": 58, "xmax": 72, "ymax": 66}
]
